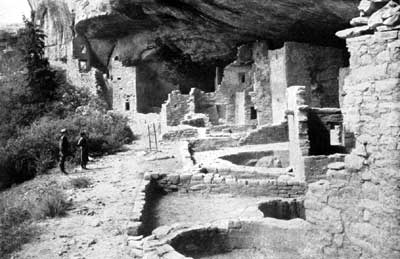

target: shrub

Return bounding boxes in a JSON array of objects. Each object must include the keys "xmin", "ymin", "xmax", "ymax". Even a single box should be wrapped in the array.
[
  {"xmin": 0, "ymin": 178, "xmax": 69, "ymax": 258},
  {"xmin": 30, "ymin": 189, "xmax": 70, "ymax": 219},
  {"xmin": 69, "ymin": 176, "xmax": 91, "ymax": 189}
]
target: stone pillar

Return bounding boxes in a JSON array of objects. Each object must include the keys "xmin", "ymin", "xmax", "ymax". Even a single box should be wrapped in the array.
[
  {"xmin": 287, "ymin": 85, "xmax": 310, "ymax": 181},
  {"xmin": 305, "ymin": 30, "xmax": 400, "ymax": 259}
]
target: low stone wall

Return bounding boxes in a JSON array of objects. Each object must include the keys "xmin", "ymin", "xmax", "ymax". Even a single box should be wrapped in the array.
[
  {"xmin": 239, "ymin": 122, "xmax": 288, "ymax": 145},
  {"xmin": 144, "ymin": 172, "xmax": 306, "ymax": 198},
  {"xmin": 208, "ymin": 124, "xmax": 257, "ymax": 134},
  {"xmin": 161, "ymin": 127, "xmax": 199, "ymax": 141},
  {"xmin": 190, "ymin": 136, "xmax": 240, "ymax": 152}
]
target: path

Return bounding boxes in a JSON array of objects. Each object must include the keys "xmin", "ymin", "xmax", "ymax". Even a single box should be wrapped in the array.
[{"xmin": 12, "ymin": 140, "xmax": 183, "ymax": 259}]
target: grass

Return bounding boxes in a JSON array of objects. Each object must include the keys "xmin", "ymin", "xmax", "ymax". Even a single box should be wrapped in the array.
[
  {"xmin": 69, "ymin": 176, "xmax": 91, "ymax": 189},
  {"xmin": 0, "ymin": 175, "xmax": 70, "ymax": 258}
]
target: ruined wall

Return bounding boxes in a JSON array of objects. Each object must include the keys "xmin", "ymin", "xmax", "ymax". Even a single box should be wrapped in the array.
[
  {"xmin": 191, "ymin": 88, "xmax": 218, "ymax": 125},
  {"xmin": 250, "ymin": 41, "xmax": 273, "ymax": 125},
  {"xmin": 305, "ymin": 31, "xmax": 400, "ymax": 259},
  {"xmin": 161, "ymin": 90, "xmax": 191, "ymax": 127},
  {"xmin": 160, "ymin": 88, "xmax": 218, "ymax": 127},
  {"xmin": 238, "ymin": 123, "xmax": 288, "ymax": 146},
  {"xmin": 285, "ymin": 42, "xmax": 345, "ymax": 108}
]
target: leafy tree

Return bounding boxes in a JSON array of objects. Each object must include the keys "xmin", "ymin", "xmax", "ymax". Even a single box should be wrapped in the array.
[{"xmin": 19, "ymin": 11, "xmax": 57, "ymax": 103}]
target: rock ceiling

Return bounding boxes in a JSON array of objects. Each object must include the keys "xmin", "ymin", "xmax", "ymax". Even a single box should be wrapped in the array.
[{"xmin": 34, "ymin": 0, "xmax": 359, "ymax": 64}]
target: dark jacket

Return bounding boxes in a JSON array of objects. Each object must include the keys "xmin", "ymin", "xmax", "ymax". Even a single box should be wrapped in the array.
[
  {"xmin": 59, "ymin": 135, "xmax": 69, "ymax": 156},
  {"xmin": 77, "ymin": 137, "xmax": 89, "ymax": 162}
]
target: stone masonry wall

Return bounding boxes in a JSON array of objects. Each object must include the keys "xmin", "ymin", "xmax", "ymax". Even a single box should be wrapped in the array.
[
  {"xmin": 269, "ymin": 47, "xmax": 288, "ymax": 124},
  {"xmin": 305, "ymin": 31, "xmax": 400, "ymax": 259},
  {"xmin": 215, "ymin": 63, "xmax": 254, "ymax": 125},
  {"xmin": 109, "ymin": 60, "xmax": 137, "ymax": 114},
  {"xmin": 287, "ymin": 86, "xmax": 310, "ymax": 181},
  {"xmin": 250, "ymin": 41, "xmax": 273, "ymax": 125},
  {"xmin": 161, "ymin": 90, "xmax": 191, "ymax": 126},
  {"xmin": 191, "ymin": 88, "xmax": 219, "ymax": 125},
  {"xmin": 238, "ymin": 123, "xmax": 288, "ymax": 146}
]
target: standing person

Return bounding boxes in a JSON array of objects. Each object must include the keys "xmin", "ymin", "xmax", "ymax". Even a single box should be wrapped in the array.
[
  {"xmin": 188, "ymin": 142, "xmax": 196, "ymax": 165},
  {"xmin": 77, "ymin": 131, "xmax": 89, "ymax": 169},
  {"xmin": 59, "ymin": 128, "xmax": 70, "ymax": 174}
]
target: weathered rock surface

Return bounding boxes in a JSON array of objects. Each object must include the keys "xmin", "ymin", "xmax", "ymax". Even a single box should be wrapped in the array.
[{"xmin": 32, "ymin": 0, "xmax": 358, "ymax": 67}]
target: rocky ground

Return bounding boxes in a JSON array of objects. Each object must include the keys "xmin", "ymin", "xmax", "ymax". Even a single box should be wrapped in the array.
[{"xmin": 11, "ymin": 139, "xmax": 183, "ymax": 259}]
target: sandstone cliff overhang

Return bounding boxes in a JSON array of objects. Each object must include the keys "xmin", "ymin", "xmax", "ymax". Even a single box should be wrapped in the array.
[{"xmin": 34, "ymin": 0, "xmax": 359, "ymax": 64}]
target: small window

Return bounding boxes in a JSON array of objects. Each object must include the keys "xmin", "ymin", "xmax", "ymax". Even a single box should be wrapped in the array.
[
  {"xmin": 81, "ymin": 45, "xmax": 87, "ymax": 54},
  {"xmin": 239, "ymin": 72, "xmax": 246, "ymax": 83},
  {"xmin": 125, "ymin": 100, "xmax": 130, "ymax": 111},
  {"xmin": 117, "ymin": 77, "xmax": 121, "ymax": 80},
  {"xmin": 114, "ymin": 56, "xmax": 119, "ymax": 61},
  {"xmin": 250, "ymin": 107, "xmax": 257, "ymax": 120}
]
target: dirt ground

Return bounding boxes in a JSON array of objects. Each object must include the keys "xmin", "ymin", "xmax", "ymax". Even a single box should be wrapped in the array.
[{"xmin": 11, "ymin": 139, "xmax": 183, "ymax": 259}]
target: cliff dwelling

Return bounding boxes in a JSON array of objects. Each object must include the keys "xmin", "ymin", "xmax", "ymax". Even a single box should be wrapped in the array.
[{"xmin": 21, "ymin": 0, "xmax": 400, "ymax": 258}]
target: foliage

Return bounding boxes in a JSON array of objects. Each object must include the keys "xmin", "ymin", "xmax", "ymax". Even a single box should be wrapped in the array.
[
  {"xmin": 0, "ymin": 108, "xmax": 134, "ymax": 189},
  {"xmin": 0, "ymin": 178, "xmax": 68, "ymax": 258},
  {"xmin": 19, "ymin": 12, "xmax": 57, "ymax": 102},
  {"xmin": 69, "ymin": 176, "xmax": 91, "ymax": 189}
]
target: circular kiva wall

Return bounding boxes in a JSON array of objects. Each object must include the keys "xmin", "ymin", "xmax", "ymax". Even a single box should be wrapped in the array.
[{"xmin": 142, "ymin": 218, "xmax": 315, "ymax": 259}]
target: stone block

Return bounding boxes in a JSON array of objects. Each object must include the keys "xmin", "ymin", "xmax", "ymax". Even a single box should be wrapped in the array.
[
  {"xmin": 328, "ymin": 162, "xmax": 346, "ymax": 170},
  {"xmin": 203, "ymin": 173, "xmax": 214, "ymax": 184},
  {"xmin": 162, "ymin": 250, "xmax": 188, "ymax": 259},
  {"xmin": 127, "ymin": 222, "xmax": 142, "ymax": 236},
  {"xmin": 166, "ymin": 174, "xmax": 180, "ymax": 185},
  {"xmin": 362, "ymin": 182, "xmax": 379, "ymax": 200},
  {"xmin": 128, "ymin": 240, "xmax": 143, "ymax": 250},
  {"xmin": 144, "ymin": 172, "xmax": 152, "ymax": 180},
  {"xmin": 320, "ymin": 206, "xmax": 344, "ymax": 233},
  {"xmin": 375, "ymin": 30, "xmax": 398, "ymax": 41},
  {"xmin": 327, "ymin": 169, "xmax": 350, "ymax": 181},
  {"xmin": 179, "ymin": 173, "xmax": 192, "ymax": 185},
  {"xmin": 375, "ymin": 78, "xmax": 400, "ymax": 94},
  {"xmin": 190, "ymin": 184, "xmax": 208, "ymax": 191},
  {"xmin": 191, "ymin": 173, "xmax": 205, "ymax": 181},
  {"xmin": 345, "ymin": 154, "xmax": 365, "ymax": 172},
  {"xmin": 156, "ymin": 244, "xmax": 173, "ymax": 256},
  {"xmin": 131, "ymin": 248, "xmax": 144, "ymax": 258},
  {"xmin": 328, "ymin": 186, "xmax": 361, "ymax": 209}
]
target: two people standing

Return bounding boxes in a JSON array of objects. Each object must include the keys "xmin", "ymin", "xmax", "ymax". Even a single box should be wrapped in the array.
[{"xmin": 59, "ymin": 129, "xmax": 89, "ymax": 174}]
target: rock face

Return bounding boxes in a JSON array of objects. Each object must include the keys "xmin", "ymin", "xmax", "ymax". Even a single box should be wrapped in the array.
[{"xmin": 32, "ymin": 0, "xmax": 358, "ymax": 68}]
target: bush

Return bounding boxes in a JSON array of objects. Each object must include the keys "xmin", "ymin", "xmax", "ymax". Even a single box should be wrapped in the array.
[
  {"xmin": 0, "ymin": 180, "xmax": 68, "ymax": 258},
  {"xmin": 69, "ymin": 176, "xmax": 91, "ymax": 189},
  {"xmin": 30, "ymin": 189, "xmax": 69, "ymax": 219}
]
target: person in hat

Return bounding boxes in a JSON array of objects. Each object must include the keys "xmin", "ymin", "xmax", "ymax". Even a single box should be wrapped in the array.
[
  {"xmin": 59, "ymin": 128, "xmax": 70, "ymax": 174},
  {"xmin": 77, "ymin": 131, "xmax": 89, "ymax": 169}
]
